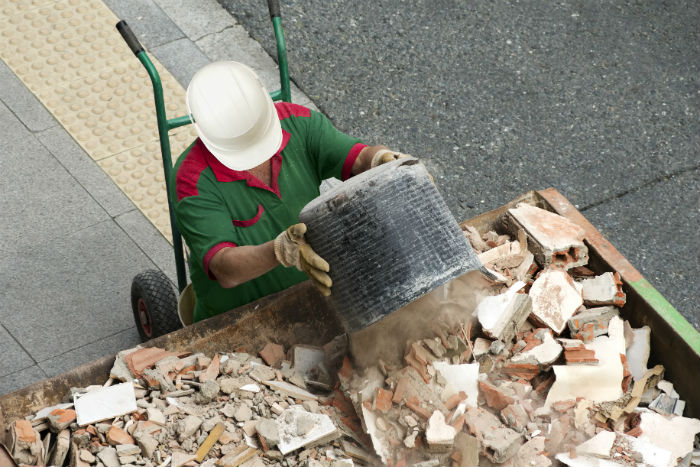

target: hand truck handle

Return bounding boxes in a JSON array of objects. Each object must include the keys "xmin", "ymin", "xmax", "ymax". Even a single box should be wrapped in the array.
[
  {"xmin": 267, "ymin": 0, "xmax": 281, "ymax": 18},
  {"xmin": 116, "ymin": 20, "xmax": 145, "ymax": 55}
]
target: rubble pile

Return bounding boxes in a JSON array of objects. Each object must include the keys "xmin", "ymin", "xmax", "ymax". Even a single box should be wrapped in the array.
[
  {"xmin": 9, "ymin": 345, "xmax": 374, "ymax": 467},
  {"xmin": 6, "ymin": 204, "xmax": 700, "ymax": 467}
]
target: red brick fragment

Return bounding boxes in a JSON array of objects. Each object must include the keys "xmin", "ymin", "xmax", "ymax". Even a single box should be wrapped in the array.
[
  {"xmin": 479, "ymin": 381, "xmax": 514, "ymax": 411},
  {"xmin": 107, "ymin": 426, "xmax": 134, "ymax": 446},
  {"xmin": 374, "ymin": 387, "xmax": 394, "ymax": 412},
  {"xmin": 620, "ymin": 354, "xmax": 632, "ymax": 392},
  {"xmin": 199, "ymin": 354, "xmax": 220, "ymax": 382},
  {"xmin": 450, "ymin": 414, "xmax": 466, "ymax": 432},
  {"xmin": 445, "ymin": 391, "xmax": 467, "ymax": 411},
  {"xmin": 49, "ymin": 408, "xmax": 77, "ymax": 424},
  {"xmin": 13, "ymin": 420, "xmax": 37, "ymax": 443},
  {"xmin": 392, "ymin": 375, "xmax": 409, "ymax": 404},
  {"xmin": 564, "ymin": 345, "xmax": 598, "ymax": 364},
  {"xmin": 531, "ymin": 371, "xmax": 555, "ymax": 395},
  {"xmin": 125, "ymin": 347, "xmax": 187, "ymax": 378},
  {"xmin": 551, "ymin": 399, "xmax": 577, "ymax": 413},
  {"xmin": 259, "ymin": 342, "xmax": 285, "ymax": 368},
  {"xmin": 338, "ymin": 356, "xmax": 353, "ymax": 384},
  {"xmin": 405, "ymin": 396, "xmax": 432, "ymax": 420},
  {"xmin": 626, "ymin": 426, "xmax": 643, "ymax": 437},
  {"xmin": 501, "ymin": 362, "xmax": 540, "ymax": 380}
]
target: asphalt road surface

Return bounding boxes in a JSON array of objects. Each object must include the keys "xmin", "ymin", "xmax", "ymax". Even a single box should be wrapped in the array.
[{"xmin": 219, "ymin": 0, "xmax": 699, "ymax": 329}]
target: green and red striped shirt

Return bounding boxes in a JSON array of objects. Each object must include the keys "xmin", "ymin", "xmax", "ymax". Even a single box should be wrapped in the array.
[{"xmin": 171, "ymin": 102, "xmax": 366, "ymax": 322}]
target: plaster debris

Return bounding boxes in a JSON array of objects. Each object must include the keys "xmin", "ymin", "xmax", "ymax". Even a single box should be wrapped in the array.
[
  {"xmin": 476, "ymin": 281, "xmax": 531, "ymax": 343},
  {"xmin": 276, "ymin": 408, "xmax": 339, "ymax": 455},
  {"xmin": 425, "ymin": 411, "xmax": 456, "ymax": 451},
  {"xmin": 567, "ymin": 306, "xmax": 619, "ymax": 342},
  {"xmin": 626, "ymin": 326, "xmax": 651, "ymax": 381},
  {"xmin": 511, "ymin": 330, "xmax": 562, "ymax": 367},
  {"xmin": 579, "ymin": 272, "xmax": 626, "ymax": 307},
  {"xmin": 503, "ymin": 203, "xmax": 588, "ymax": 270},
  {"xmin": 529, "ymin": 269, "xmax": 583, "ymax": 334}
]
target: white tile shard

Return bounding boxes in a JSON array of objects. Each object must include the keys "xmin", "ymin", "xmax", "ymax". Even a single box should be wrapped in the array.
[
  {"xmin": 477, "ymin": 281, "xmax": 531, "ymax": 343},
  {"xmin": 637, "ymin": 409, "xmax": 700, "ymax": 463},
  {"xmin": 276, "ymin": 408, "xmax": 339, "ymax": 455},
  {"xmin": 75, "ymin": 382, "xmax": 137, "ymax": 426},
  {"xmin": 529, "ymin": 269, "xmax": 583, "ymax": 334},
  {"xmin": 625, "ymin": 327, "xmax": 651, "ymax": 381},
  {"xmin": 432, "ymin": 361, "xmax": 479, "ymax": 407},
  {"xmin": 545, "ymin": 316, "xmax": 625, "ymax": 407}
]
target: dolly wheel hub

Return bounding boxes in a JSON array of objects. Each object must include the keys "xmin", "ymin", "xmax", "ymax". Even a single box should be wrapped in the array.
[{"xmin": 137, "ymin": 298, "xmax": 153, "ymax": 337}]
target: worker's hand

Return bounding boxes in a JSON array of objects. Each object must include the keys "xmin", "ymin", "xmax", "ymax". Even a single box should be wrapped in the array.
[
  {"xmin": 274, "ymin": 223, "xmax": 332, "ymax": 296},
  {"xmin": 370, "ymin": 149, "xmax": 413, "ymax": 168}
]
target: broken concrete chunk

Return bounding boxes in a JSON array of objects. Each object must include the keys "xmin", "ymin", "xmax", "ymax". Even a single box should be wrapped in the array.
[
  {"xmin": 74, "ymin": 381, "xmax": 138, "ymax": 426},
  {"xmin": 452, "ymin": 432, "xmax": 480, "ymax": 467},
  {"xmin": 477, "ymin": 281, "xmax": 531, "ymax": 343},
  {"xmin": 256, "ymin": 419, "xmax": 280, "ymax": 449},
  {"xmin": 97, "ymin": 446, "xmax": 120, "ymax": 467},
  {"xmin": 511, "ymin": 330, "xmax": 562, "ymax": 367},
  {"xmin": 47, "ymin": 408, "xmax": 77, "ymax": 432},
  {"xmin": 567, "ymin": 306, "xmax": 619, "ymax": 342},
  {"xmin": 171, "ymin": 450, "xmax": 197, "ymax": 467},
  {"xmin": 513, "ymin": 436, "xmax": 551, "ymax": 467},
  {"xmin": 579, "ymin": 272, "xmax": 626, "ymax": 307},
  {"xmin": 472, "ymin": 338, "xmax": 491, "ymax": 358},
  {"xmin": 425, "ymin": 411, "xmax": 456, "ymax": 451},
  {"xmin": 276, "ymin": 408, "xmax": 339, "ymax": 455},
  {"xmin": 177, "ymin": 415, "xmax": 203, "ymax": 442},
  {"xmin": 465, "ymin": 406, "xmax": 522, "ymax": 463},
  {"xmin": 503, "ymin": 203, "xmax": 588, "ymax": 270},
  {"xmin": 529, "ymin": 269, "xmax": 583, "ymax": 334},
  {"xmin": 10, "ymin": 419, "xmax": 44, "ymax": 466},
  {"xmin": 49, "ymin": 429, "xmax": 70, "ymax": 466}
]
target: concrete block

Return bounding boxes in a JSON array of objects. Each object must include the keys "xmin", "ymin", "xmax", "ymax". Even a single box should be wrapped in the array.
[
  {"xmin": 503, "ymin": 204, "xmax": 588, "ymax": 270},
  {"xmin": 529, "ymin": 269, "xmax": 583, "ymax": 334},
  {"xmin": 465, "ymin": 406, "xmax": 522, "ymax": 463},
  {"xmin": 151, "ymin": 38, "xmax": 211, "ymax": 88},
  {"xmin": 0, "ymin": 60, "xmax": 56, "ymax": 131}
]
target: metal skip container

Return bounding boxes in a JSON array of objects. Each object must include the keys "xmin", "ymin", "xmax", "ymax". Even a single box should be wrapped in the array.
[{"xmin": 299, "ymin": 158, "xmax": 484, "ymax": 333}]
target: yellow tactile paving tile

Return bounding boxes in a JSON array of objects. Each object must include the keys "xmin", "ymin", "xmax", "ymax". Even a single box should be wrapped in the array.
[{"xmin": 0, "ymin": 0, "xmax": 198, "ymax": 244}]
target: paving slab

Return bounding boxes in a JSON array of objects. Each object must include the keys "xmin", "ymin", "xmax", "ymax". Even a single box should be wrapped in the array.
[
  {"xmin": 36, "ymin": 126, "xmax": 134, "ymax": 218},
  {"xmin": 102, "ymin": 0, "xmax": 185, "ymax": 48},
  {"xmin": 0, "ymin": 220, "xmax": 157, "ymax": 362},
  {"xmin": 584, "ymin": 169, "xmax": 700, "ymax": 329},
  {"xmin": 39, "ymin": 327, "xmax": 142, "ymax": 379},
  {"xmin": 0, "ymin": 101, "xmax": 109, "ymax": 252},
  {"xmin": 151, "ymin": 38, "xmax": 212, "ymax": 88},
  {"xmin": 0, "ymin": 366, "xmax": 48, "ymax": 397},
  {"xmin": 115, "ymin": 209, "xmax": 180, "ymax": 285},
  {"xmin": 154, "ymin": 0, "xmax": 234, "ymax": 41},
  {"xmin": 0, "ymin": 60, "xmax": 57, "ymax": 132},
  {"xmin": 0, "ymin": 325, "xmax": 35, "ymax": 378}
]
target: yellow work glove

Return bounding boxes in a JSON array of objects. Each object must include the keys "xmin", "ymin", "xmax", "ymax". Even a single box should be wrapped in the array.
[
  {"xmin": 370, "ymin": 149, "xmax": 413, "ymax": 168},
  {"xmin": 273, "ymin": 223, "xmax": 332, "ymax": 296}
]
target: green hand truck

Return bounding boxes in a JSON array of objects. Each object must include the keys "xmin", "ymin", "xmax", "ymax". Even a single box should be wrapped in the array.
[{"xmin": 115, "ymin": 0, "xmax": 291, "ymax": 341}]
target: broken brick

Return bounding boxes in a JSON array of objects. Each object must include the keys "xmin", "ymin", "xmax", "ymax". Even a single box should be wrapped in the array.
[
  {"xmin": 199, "ymin": 354, "xmax": 220, "ymax": 382},
  {"xmin": 374, "ymin": 387, "xmax": 394, "ymax": 412},
  {"xmin": 259, "ymin": 342, "xmax": 286, "ymax": 368},
  {"xmin": 479, "ymin": 380, "xmax": 515, "ymax": 411},
  {"xmin": 107, "ymin": 426, "xmax": 135, "ymax": 446},
  {"xmin": 405, "ymin": 396, "xmax": 432, "ymax": 420},
  {"xmin": 392, "ymin": 375, "xmax": 409, "ymax": 404}
]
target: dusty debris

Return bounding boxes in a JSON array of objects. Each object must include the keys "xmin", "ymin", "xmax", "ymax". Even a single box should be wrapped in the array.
[
  {"xmin": 12, "ymin": 212, "xmax": 699, "ymax": 467},
  {"xmin": 503, "ymin": 203, "xmax": 589, "ymax": 270},
  {"xmin": 529, "ymin": 269, "xmax": 583, "ymax": 334}
]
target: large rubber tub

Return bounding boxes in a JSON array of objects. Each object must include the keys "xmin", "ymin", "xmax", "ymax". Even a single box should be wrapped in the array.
[{"xmin": 299, "ymin": 159, "xmax": 483, "ymax": 333}]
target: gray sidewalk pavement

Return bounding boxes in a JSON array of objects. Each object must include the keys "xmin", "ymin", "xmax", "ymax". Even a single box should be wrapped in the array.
[{"xmin": 0, "ymin": 0, "xmax": 315, "ymax": 396}]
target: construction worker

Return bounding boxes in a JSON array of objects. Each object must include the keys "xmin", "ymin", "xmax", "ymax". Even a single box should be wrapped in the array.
[{"xmin": 171, "ymin": 61, "xmax": 409, "ymax": 322}]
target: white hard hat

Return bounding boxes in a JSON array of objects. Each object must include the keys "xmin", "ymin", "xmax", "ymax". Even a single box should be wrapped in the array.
[{"xmin": 186, "ymin": 61, "xmax": 282, "ymax": 171}]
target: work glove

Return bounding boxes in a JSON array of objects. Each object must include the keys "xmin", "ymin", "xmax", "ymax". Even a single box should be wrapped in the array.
[
  {"xmin": 274, "ymin": 223, "xmax": 332, "ymax": 296},
  {"xmin": 370, "ymin": 149, "xmax": 413, "ymax": 168}
]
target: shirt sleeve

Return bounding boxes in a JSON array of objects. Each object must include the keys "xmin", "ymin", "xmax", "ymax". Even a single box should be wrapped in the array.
[
  {"xmin": 174, "ymin": 179, "xmax": 237, "ymax": 280},
  {"xmin": 305, "ymin": 109, "xmax": 366, "ymax": 181}
]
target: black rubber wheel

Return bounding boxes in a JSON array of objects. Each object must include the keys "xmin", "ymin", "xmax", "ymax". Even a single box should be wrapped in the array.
[{"xmin": 131, "ymin": 269, "xmax": 181, "ymax": 341}]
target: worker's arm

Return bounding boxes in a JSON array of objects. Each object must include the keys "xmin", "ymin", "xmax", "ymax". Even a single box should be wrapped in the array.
[
  {"xmin": 209, "ymin": 224, "xmax": 332, "ymax": 295},
  {"xmin": 208, "ymin": 242, "xmax": 278, "ymax": 289}
]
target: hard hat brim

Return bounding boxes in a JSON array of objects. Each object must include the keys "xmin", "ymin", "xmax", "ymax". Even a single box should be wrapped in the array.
[{"xmin": 196, "ymin": 98, "xmax": 283, "ymax": 172}]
